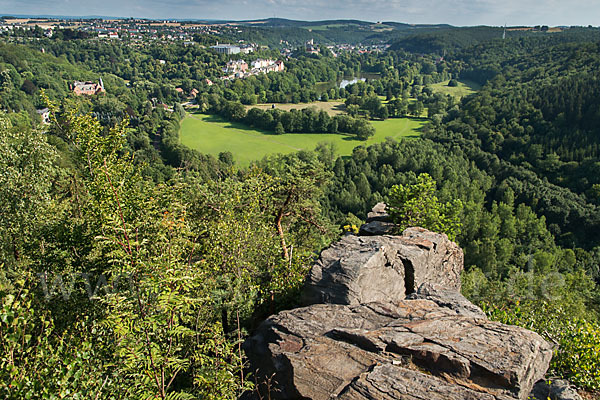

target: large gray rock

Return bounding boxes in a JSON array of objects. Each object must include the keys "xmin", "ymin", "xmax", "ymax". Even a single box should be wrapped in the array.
[
  {"xmin": 408, "ymin": 282, "xmax": 487, "ymax": 319},
  {"xmin": 245, "ymin": 289, "xmax": 553, "ymax": 400},
  {"xmin": 301, "ymin": 227, "xmax": 464, "ymax": 306},
  {"xmin": 359, "ymin": 202, "xmax": 394, "ymax": 236},
  {"xmin": 529, "ymin": 379, "xmax": 582, "ymax": 400},
  {"xmin": 246, "ymin": 221, "xmax": 554, "ymax": 400},
  {"xmin": 301, "ymin": 234, "xmax": 407, "ymax": 306},
  {"xmin": 366, "ymin": 202, "xmax": 391, "ymax": 223},
  {"xmin": 358, "ymin": 220, "xmax": 396, "ymax": 236}
]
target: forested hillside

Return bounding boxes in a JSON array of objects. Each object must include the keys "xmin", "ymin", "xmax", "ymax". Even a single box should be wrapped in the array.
[{"xmin": 2, "ymin": 24, "xmax": 600, "ymax": 398}]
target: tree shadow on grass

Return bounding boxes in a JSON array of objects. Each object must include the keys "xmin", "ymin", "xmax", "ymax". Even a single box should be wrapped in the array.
[
  {"xmin": 341, "ymin": 135, "xmax": 364, "ymax": 142},
  {"xmin": 203, "ymin": 114, "xmax": 279, "ymax": 135},
  {"xmin": 332, "ymin": 103, "xmax": 347, "ymax": 113}
]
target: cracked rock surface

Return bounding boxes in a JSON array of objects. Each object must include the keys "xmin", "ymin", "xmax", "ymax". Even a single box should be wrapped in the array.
[
  {"xmin": 245, "ymin": 212, "xmax": 553, "ymax": 400},
  {"xmin": 530, "ymin": 379, "xmax": 582, "ymax": 400},
  {"xmin": 245, "ymin": 290, "xmax": 553, "ymax": 399},
  {"xmin": 302, "ymin": 227, "xmax": 464, "ymax": 306}
]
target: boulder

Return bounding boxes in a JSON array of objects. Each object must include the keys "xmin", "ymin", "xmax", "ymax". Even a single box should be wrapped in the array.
[
  {"xmin": 246, "ymin": 220, "xmax": 554, "ymax": 400},
  {"xmin": 301, "ymin": 227, "xmax": 463, "ymax": 306},
  {"xmin": 358, "ymin": 220, "xmax": 396, "ymax": 236},
  {"xmin": 301, "ymin": 234, "xmax": 407, "ymax": 306},
  {"xmin": 360, "ymin": 202, "xmax": 394, "ymax": 236},
  {"xmin": 366, "ymin": 202, "xmax": 391, "ymax": 222},
  {"xmin": 245, "ymin": 288, "xmax": 553, "ymax": 400},
  {"xmin": 529, "ymin": 379, "xmax": 582, "ymax": 400}
]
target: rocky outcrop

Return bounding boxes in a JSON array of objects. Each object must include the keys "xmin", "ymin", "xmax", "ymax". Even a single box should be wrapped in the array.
[
  {"xmin": 366, "ymin": 202, "xmax": 391, "ymax": 223},
  {"xmin": 530, "ymin": 379, "xmax": 582, "ymax": 400},
  {"xmin": 358, "ymin": 220, "xmax": 396, "ymax": 236},
  {"xmin": 245, "ymin": 204, "xmax": 554, "ymax": 400},
  {"xmin": 302, "ymin": 227, "xmax": 464, "ymax": 306},
  {"xmin": 359, "ymin": 202, "xmax": 395, "ymax": 236},
  {"xmin": 246, "ymin": 286, "xmax": 553, "ymax": 400}
]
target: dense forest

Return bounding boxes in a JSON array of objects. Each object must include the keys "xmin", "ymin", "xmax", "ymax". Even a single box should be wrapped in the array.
[{"xmin": 2, "ymin": 22, "xmax": 600, "ymax": 398}]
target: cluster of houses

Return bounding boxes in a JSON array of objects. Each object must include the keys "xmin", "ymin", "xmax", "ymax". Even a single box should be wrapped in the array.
[
  {"xmin": 221, "ymin": 59, "xmax": 284, "ymax": 80},
  {"xmin": 330, "ymin": 43, "xmax": 390, "ymax": 54},
  {"xmin": 71, "ymin": 79, "xmax": 105, "ymax": 96},
  {"xmin": 0, "ymin": 17, "xmax": 259, "ymax": 45},
  {"xmin": 305, "ymin": 39, "xmax": 320, "ymax": 55}
]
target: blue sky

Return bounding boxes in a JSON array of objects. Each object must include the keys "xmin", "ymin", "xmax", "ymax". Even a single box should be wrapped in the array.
[{"xmin": 0, "ymin": 0, "xmax": 597, "ymax": 26}]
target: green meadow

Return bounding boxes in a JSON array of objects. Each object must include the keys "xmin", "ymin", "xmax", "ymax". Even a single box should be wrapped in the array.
[
  {"xmin": 179, "ymin": 113, "xmax": 425, "ymax": 166},
  {"xmin": 429, "ymin": 79, "xmax": 481, "ymax": 99}
]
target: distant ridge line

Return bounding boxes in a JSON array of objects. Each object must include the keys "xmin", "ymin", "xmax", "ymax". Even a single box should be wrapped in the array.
[{"xmin": 0, "ymin": 14, "xmax": 454, "ymax": 28}]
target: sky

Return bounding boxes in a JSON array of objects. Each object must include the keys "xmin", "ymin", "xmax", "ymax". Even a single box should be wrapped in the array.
[{"xmin": 0, "ymin": 0, "xmax": 597, "ymax": 26}]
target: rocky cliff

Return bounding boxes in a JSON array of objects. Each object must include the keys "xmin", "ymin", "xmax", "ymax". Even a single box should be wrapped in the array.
[{"xmin": 244, "ymin": 204, "xmax": 574, "ymax": 400}]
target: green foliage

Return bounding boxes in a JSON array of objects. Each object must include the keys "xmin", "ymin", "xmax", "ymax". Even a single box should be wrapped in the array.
[
  {"xmin": 388, "ymin": 173, "xmax": 462, "ymax": 240},
  {"xmin": 484, "ymin": 301, "xmax": 600, "ymax": 391},
  {"xmin": 275, "ymin": 121, "xmax": 285, "ymax": 135},
  {"xmin": 3, "ymin": 24, "xmax": 600, "ymax": 399},
  {"xmin": 426, "ymin": 40, "xmax": 600, "ymax": 249},
  {"xmin": 463, "ymin": 266, "xmax": 600, "ymax": 391},
  {"xmin": 0, "ymin": 112, "xmax": 59, "ymax": 264},
  {"xmin": 0, "ymin": 277, "xmax": 112, "ymax": 399},
  {"xmin": 0, "ymin": 92, "xmax": 337, "ymax": 398}
]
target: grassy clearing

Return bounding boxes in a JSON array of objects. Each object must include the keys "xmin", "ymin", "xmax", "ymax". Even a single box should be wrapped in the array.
[
  {"xmin": 245, "ymin": 101, "xmax": 346, "ymax": 116},
  {"xmin": 179, "ymin": 113, "xmax": 425, "ymax": 166},
  {"xmin": 429, "ymin": 80, "xmax": 481, "ymax": 99}
]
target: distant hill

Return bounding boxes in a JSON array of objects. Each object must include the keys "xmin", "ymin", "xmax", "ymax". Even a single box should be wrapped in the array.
[
  {"xmin": 236, "ymin": 17, "xmax": 453, "ymax": 31},
  {"xmin": 389, "ymin": 26, "xmax": 515, "ymax": 54},
  {"xmin": 381, "ymin": 21, "xmax": 453, "ymax": 30},
  {"xmin": 235, "ymin": 18, "xmax": 375, "ymax": 27},
  {"xmin": 226, "ymin": 18, "xmax": 460, "ymax": 46}
]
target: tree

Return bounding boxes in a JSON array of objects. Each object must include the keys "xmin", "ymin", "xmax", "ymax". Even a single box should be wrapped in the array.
[
  {"xmin": 346, "ymin": 104, "xmax": 360, "ymax": 117},
  {"xmin": 219, "ymin": 151, "xmax": 235, "ymax": 165},
  {"xmin": 376, "ymin": 105, "xmax": 389, "ymax": 120},
  {"xmin": 388, "ymin": 173, "xmax": 462, "ymax": 240},
  {"xmin": 275, "ymin": 121, "xmax": 285, "ymax": 135},
  {"xmin": 354, "ymin": 119, "xmax": 375, "ymax": 141},
  {"xmin": 37, "ymin": 100, "xmax": 253, "ymax": 399},
  {"xmin": 260, "ymin": 151, "xmax": 333, "ymax": 260},
  {"xmin": 0, "ymin": 112, "xmax": 58, "ymax": 264}
]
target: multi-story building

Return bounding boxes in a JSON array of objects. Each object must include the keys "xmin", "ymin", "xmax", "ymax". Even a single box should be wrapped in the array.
[
  {"xmin": 210, "ymin": 44, "xmax": 241, "ymax": 54},
  {"xmin": 71, "ymin": 79, "xmax": 105, "ymax": 96},
  {"xmin": 225, "ymin": 60, "xmax": 248, "ymax": 73}
]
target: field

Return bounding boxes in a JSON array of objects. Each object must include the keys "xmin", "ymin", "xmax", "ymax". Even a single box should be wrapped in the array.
[
  {"xmin": 430, "ymin": 80, "xmax": 481, "ymax": 99},
  {"xmin": 245, "ymin": 101, "xmax": 346, "ymax": 116},
  {"xmin": 180, "ymin": 113, "xmax": 424, "ymax": 166}
]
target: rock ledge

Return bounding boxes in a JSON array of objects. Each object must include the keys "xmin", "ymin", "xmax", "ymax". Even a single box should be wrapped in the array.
[{"xmin": 245, "ymin": 204, "xmax": 554, "ymax": 400}]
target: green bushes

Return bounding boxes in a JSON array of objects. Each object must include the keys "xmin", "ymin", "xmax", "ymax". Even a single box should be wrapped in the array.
[
  {"xmin": 0, "ymin": 103, "xmax": 335, "ymax": 399},
  {"xmin": 0, "ymin": 279, "xmax": 111, "ymax": 399},
  {"xmin": 388, "ymin": 173, "xmax": 462, "ymax": 240},
  {"xmin": 464, "ymin": 266, "xmax": 600, "ymax": 391},
  {"xmin": 483, "ymin": 300, "xmax": 600, "ymax": 390}
]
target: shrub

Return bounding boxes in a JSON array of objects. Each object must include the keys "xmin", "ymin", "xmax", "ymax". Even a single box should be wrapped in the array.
[{"xmin": 483, "ymin": 300, "xmax": 600, "ymax": 390}]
